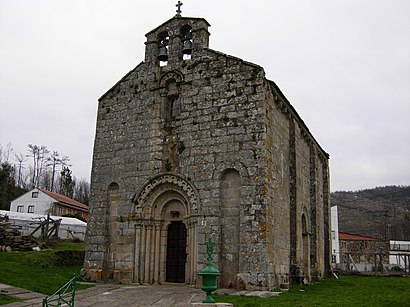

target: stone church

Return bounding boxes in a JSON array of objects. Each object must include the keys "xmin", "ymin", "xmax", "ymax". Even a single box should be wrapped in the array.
[{"xmin": 82, "ymin": 7, "xmax": 331, "ymax": 290}]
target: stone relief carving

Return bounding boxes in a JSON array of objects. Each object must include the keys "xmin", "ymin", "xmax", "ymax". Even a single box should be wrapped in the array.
[{"xmin": 133, "ymin": 174, "xmax": 199, "ymax": 216}]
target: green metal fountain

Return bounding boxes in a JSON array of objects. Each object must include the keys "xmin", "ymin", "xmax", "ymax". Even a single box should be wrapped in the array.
[{"xmin": 198, "ymin": 238, "xmax": 221, "ymax": 303}]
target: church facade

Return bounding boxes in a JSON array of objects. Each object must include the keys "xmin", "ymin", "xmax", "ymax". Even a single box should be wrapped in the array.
[{"xmin": 82, "ymin": 12, "xmax": 330, "ymax": 290}]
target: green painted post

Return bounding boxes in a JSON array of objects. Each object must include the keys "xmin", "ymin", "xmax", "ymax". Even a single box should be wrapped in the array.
[{"xmin": 198, "ymin": 238, "xmax": 221, "ymax": 303}]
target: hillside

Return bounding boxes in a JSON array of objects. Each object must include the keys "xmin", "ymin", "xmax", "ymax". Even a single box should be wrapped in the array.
[{"xmin": 331, "ymin": 185, "xmax": 410, "ymax": 240}]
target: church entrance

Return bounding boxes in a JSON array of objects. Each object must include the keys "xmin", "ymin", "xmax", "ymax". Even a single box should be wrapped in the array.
[
  {"xmin": 166, "ymin": 221, "xmax": 187, "ymax": 283},
  {"xmin": 132, "ymin": 174, "xmax": 199, "ymax": 285}
]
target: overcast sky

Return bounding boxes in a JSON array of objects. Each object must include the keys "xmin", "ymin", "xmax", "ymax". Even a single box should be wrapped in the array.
[{"xmin": 0, "ymin": 0, "xmax": 409, "ymax": 192}]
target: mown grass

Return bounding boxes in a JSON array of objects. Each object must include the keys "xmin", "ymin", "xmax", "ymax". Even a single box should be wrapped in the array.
[
  {"xmin": 1, "ymin": 243, "xmax": 409, "ymax": 306},
  {"xmin": 215, "ymin": 275, "xmax": 410, "ymax": 307},
  {"xmin": 0, "ymin": 240, "xmax": 90, "ymax": 305},
  {"xmin": 0, "ymin": 293, "xmax": 21, "ymax": 305}
]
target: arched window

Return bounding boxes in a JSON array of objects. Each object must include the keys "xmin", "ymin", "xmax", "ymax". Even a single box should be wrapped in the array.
[
  {"xmin": 163, "ymin": 80, "xmax": 180, "ymax": 120},
  {"xmin": 302, "ymin": 213, "xmax": 308, "ymax": 235}
]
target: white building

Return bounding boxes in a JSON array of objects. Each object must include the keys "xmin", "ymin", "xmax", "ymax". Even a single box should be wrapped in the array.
[
  {"xmin": 9, "ymin": 188, "xmax": 88, "ymax": 220},
  {"xmin": 331, "ymin": 206, "xmax": 340, "ymax": 264}
]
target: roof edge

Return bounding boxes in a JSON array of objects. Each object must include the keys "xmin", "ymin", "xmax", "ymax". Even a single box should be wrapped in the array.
[
  {"xmin": 268, "ymin": 80, "xmax": 330, "ymax": 159},
  {"xmin": 99, "ymin": 62, "xmax": 145, "ymax": 101},
  {"xmin": 145, "ymin": 16, "xmax": 210, "ymax": 37}
]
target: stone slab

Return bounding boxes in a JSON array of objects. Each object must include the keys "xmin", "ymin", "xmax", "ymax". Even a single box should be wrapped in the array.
[{"xmin": 243, "ymin": 290, "xmax": 281, "ymax": 298}]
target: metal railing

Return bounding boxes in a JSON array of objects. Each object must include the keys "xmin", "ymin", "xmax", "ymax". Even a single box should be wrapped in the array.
[{"xmin": 42, "ymin": 275, "xmax": 76, "ymax": 307}]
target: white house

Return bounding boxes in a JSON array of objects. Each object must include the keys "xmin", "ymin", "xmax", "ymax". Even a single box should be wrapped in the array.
[{"xmin": 9, "ymin": 188, "xmax": 88, "ymax": 220}]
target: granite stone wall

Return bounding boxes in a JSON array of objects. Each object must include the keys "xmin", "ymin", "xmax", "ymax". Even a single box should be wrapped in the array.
[{"xmin": 82, "ymin": 15, "xmax": 330, "ymax": 290}]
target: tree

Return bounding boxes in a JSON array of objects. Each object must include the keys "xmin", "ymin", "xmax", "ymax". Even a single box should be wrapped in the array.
[
  {"xmin": 59, "ymin": 167, "xmax": 75, "ymax": 198},
  {"xmin": 0, "ymin": 162, "xmax": 17, "ymax": 210},
  {"xmin": 47, "ymin": 151, "xmax": 70, "ymax": 192},
  {"xmin": 1, "ymin": 142, "xmax": 88, "ymax": 204},
  {"xmin": 73, "ymin": 178, "xmax": 90, "ymax": 205},
  {"xmin": 0, "ymin": 143, "xmax": 13, "ymax": 164},
  {"xmin": 26, "ymin": 144, "xmax": 50, "ymax": 188},
  {"xmin": 14, "ymin": 153, "xmax": 26, "ymax": 188}
]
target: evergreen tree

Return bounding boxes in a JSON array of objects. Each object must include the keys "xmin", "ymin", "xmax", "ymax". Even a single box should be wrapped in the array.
[
  {"xmin": 59, "ymin": 167, "xmax": 75, "ymax": 198},
  {"xmin": 0, "ymin": 162, "xmax": 20, "ymax": 210}
]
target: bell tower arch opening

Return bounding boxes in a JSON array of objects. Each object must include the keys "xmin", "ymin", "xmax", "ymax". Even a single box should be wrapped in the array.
[
  {"xmin": 158, "ymin": 31, "xmax": 169, "ymax": 66},
  {"xmin": 181, "ymin": 25, "xmax": 193, "ymax": 60}
]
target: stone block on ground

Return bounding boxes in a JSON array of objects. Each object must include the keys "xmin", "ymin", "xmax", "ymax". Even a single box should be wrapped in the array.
[{"xmin": 190, "ymin": 303, "xmax": 233, "ymax": 307}]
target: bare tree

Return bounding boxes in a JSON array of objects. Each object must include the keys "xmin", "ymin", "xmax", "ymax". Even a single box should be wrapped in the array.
[
  {"xmin": 36, "ymin": 145, "xmax": 49, "ymax": 187},
  {"xmin": 27, "ymin": 144, "xmax": 49, "ymax": 188},
  {"xmin": 73, "ymin": 177, "xmax": 90, "ymax": 205},
  {"xmin": 27, "ymin": 144, "xmax": 39, "ymax": 188},
  {"xmin": 47, "ymin": 151, "xmax": 70, "ymax": 192},
  {"xmin": 0, "ymin": 142, "xmax": 13, "ymax": 164},
  {"xmin": 14, "ymin": 153, "xmax": 26, "ymax": 188}
]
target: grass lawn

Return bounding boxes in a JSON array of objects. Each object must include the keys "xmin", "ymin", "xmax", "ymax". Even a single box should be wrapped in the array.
[
  {"xmin": 215, "ymin": 275, "xmax": 410, "ymax": 307},
  {"xmin": 0, "ymin": 294, "xmax": 22, "ymax": 305},
  {"xmin": 0, "ymin": 240, "xmax": 90, "ymax": 305},
  {"xmin": 1, "ymin": 243, "xmax": 409, "ymax": 306}
]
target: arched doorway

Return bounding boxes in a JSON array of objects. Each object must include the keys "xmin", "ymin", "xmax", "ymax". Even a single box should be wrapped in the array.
[
  {"xmin": 166, "ymin": 221, "xmax": 187, "ymax": 283},
  {"xmin": 132, "ymin": 174, "xmax": 200, "ymax": 285}
]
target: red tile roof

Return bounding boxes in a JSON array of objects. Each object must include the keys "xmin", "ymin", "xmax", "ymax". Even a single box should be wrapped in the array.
[
  {"xmin": 339, "ymin": 231, "xmax": 380, "ymax": 241},
  {"xmin": 39, "ymin": 189, "xmax": 88, "ymax": 211}
]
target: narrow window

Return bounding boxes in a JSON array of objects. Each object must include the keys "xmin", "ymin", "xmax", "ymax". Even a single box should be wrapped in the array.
[
  {"xmin": 163, "ymin": 80, "xmax": 181, "ymax": 120},
  {"xmin": 57, "ymin": 207, "xmax": 63, "ymax": 215},
  {"xmin": 32, "ymin": 192, "xmax": 38, "ymax": 198},
  {"xmin": 17, "ymin": 205, "xmax": 24, "ymax": 212},
  {"xmin": 167, "ymin": 96, "xmax": 180, "ymax": 119},
  {"xmin": 28, "ymin": 205, "xmax": 34, "ymax": 213}
]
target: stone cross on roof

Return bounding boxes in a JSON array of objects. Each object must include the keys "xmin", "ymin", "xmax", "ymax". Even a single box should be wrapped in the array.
[{"xmin": 176, "ymin": 1, "xmax": 183, "ymax": 16}]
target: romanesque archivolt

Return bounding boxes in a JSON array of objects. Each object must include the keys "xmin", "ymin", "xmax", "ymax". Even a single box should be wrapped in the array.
[
  {"xmin": 132, "ymin": 173, "xmax": 200, "ymax": 215},
  {"xmin": 159, "ymin": 70, "xmax": 184, "ymax": 88}
]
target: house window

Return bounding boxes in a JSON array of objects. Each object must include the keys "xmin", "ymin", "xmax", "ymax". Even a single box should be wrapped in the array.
[
  {"xmin": 28, "ymin": 205, "xmax": 34, "ymax": 213},
  {"xmin": 17, "ymin": 205, "xmax": 24, "ymax": 212},
  {"xmin": 32, "ymin": 192, "xmax": 39, "ymax": 198},
  {"xmin": 68, "ymin": 209, "xmax": 72, "ymax": 215},
  {"xmin": 57, "ymin": 207, "xmax": 63, "ymax": 215}
]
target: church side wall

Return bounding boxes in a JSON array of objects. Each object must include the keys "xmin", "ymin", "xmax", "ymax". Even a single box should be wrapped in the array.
[
  {"xmin": 263, "ymin": 86, "xmax": 291, "ymax": 287},
  {"xmin": 264, "ymin": 84, "xmax": 331, "ymax": 286},
  {"xmin": 294, "ymin": 123, "xmax": 313, "ymax": 281}
]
